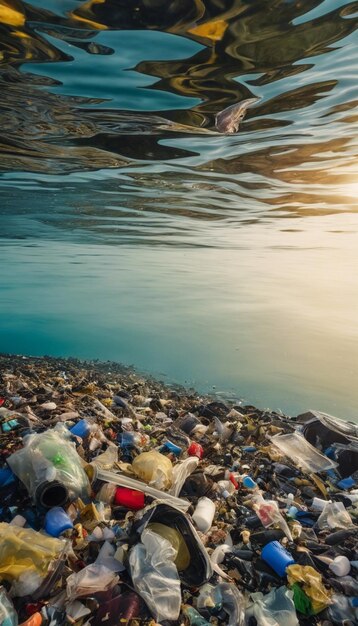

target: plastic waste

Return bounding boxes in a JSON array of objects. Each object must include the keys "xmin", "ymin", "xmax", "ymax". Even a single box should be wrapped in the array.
[
  {"xmin": 317, "ymin": 501, "xmax": 353, "ymax": 530},
  {"xmin": 96, "ymin": 483, "xmax": 145, "ymax": 510},
  {"xmin": 182, "ymin": 605, "xmax": 211, "ymax": 626},
  {"xmin": 246, "ymin": 586, "xmax": 299, "ymax": 626},
  {"xmin": 94, "ymin": 468, "xmax": 191, "ymax": 511},
  {"xmin": 66, "ymin": 564, "xmax": 119, "ymax": 601},
  {"xmin": 197, "ymin": 582, "xmax": 245, "ymax": 626},
  {"xmin": 169, "ymin": 456, "xmax": 199, "ymax": 497},
  {"xmin": 146, "ymin": 522, "xmax": 191, "ymax": 570},
  {"xmin": 261, "ymin": 541, "xmax": 295, "ymax": 577},
  {"xmin": 271, "ymin": 431, "xmax": 337, "ymax": 473},
  {"xmin": 0, "ymin": 587, "xmax": 18, "ymax": 626},
  {"xmin": 326, "ymin": 593, "xmax": 358, "ymax": 624},
  {"xmin": 129, "ymin": 528, "xmax": 181, "ymax": 623},
  {"xmin": 252, "ymin": 494, "xmax": 293, "ymax": 541},
  {"xmin": 0, "ymin": 523, "xmax": 65, "ymax": 596},
  {"xmin": 192, "ymin": 496, "xmax": 216, "ymax": 533},
  {"xmin": 44, "ymin": 506, "xmax": 73, "ymax": 537},
  {"xmin": 329, "ymin": 555, "xmax": 351, "ymax": 577},
  {"xmin": 133, "ymin": 503, "xmax": 212, "ymax": 587},
  {"xmin": 131, "ymin": 450, "xmax": 173, "ymax": 490},
  {"xmin": 187, "ymin": 442, "xmax": 204, "ymax": 459},
  {"xmin": 286, "ymin": 564, "xmax": 332, "ymax": 613},
  {"xmin": 7, "ymin": 425, "xmax": 90, "ymax": 507}
]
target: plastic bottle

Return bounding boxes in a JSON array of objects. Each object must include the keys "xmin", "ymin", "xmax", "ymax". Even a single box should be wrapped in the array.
[
  {"xmin": 97, "ymin": 483, "xmax": 145, "ymax": 511},
  {"xmin": 261, "ymin": 541, "xmax": 295, "ymax": 577},
  {"xmin": 192, "ymin": 497, "xmax": 216, "ymax": 533}
]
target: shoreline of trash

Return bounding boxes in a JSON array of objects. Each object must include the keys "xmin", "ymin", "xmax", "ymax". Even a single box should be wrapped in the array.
[{"xmin": 0, "ymin": 353, "xmax": 357, "ymax": 626}]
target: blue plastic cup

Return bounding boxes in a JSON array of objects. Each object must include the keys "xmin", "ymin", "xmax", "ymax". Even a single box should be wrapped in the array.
[
  {"xmin": 261, "ymin": 541, "xmax": 295, "ymax": 577},
  {"xmin": 69, "ymin": 419, "xmax": 91, "ymax": 438},
  {"xmin": 44, "ymin": 506, "xmax": 73, "ymax": 537}
]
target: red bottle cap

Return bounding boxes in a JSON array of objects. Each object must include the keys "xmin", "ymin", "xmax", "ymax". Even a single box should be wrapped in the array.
[
  {"xmin": 187, "ymin": 442, "xmax": 204, "ymax": 459},
  {"xmin": 113, "ymin": 487, "xmax": 145, "ymax": 510}
]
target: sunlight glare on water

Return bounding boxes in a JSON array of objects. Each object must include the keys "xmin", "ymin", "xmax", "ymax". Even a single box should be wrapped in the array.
[{"xmin": 0, "ymin": 0, "xmax": 357, "ymax": 419}]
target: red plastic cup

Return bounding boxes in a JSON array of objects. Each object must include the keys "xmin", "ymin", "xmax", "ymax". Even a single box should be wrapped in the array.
[
  {"xmin": 187, "ymin": 442, "xmax": 204, "ymax": 459},
  {"xmin": 113, "ymin": 487, "xmax": 145, "ymax": 510}
]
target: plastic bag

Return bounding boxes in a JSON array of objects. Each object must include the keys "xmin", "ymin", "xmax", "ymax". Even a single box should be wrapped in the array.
[
  {"xmin": 197, "ymin": 583, "xmax": 245, "ymax": 626},
  {"xmin": 146, "ymin": 523, "xmax": 191, "ymax": 571},
  {"xmin": 247, "ymin": 586, "xmax": 299, "ymax": 626},
  {"xmin": 169, "ymin": 456, "xmax": 199, "ymax": 497},
  {"xmin": 317, "ymin": 501, "xmax": 353, "ymax": 530},
  {"xmin": 66, "ymin": 564, "xmax": 119, "ymax": 601},
  {"xmin": 270, "ymin": 432, "xmax": 337, "ymax": 473},
  {"xmin": 286, "ymin": 564, "xmax": 331, "ymax": 613},
  {"xmin": 0, "ymin": 586, "xmax": 18, "ymax": 626},
  {"xmin": 0, "ymin": 523, "xmax": 65, "ymax": 596},
  {"xmin": 252, "ymin": 494, "xmax": 293, "ymax": 541},
  {"xmin": 129, "ymin": 528, "xmax": 181, "ymax": 622},
  {"xmin": 131, "ymin": 451, "xmax": 173, "ymax": 490},
  {"xmin": 7, "ymin": 424, "xmax": 90, "ymax": 506}
]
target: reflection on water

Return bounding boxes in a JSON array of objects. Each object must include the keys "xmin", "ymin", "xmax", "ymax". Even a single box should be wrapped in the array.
[{"xmin": 0, "ymin": 0, "xmax": 357, "ymax": 418}]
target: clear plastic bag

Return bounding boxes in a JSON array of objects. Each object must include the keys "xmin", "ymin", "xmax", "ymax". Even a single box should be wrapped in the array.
[
  {"xmin": 129, "ymin": 528, "xmax": 181, "ymax": 623},
  {"xmin": 0, "ymin": 586, "xmax": 18, "ymax": 626},
  {"xmin": 66, "ymin": 564, "xmax": 119, "ymax": 601},
  {"xmin": 252, "ymin": 494, "xmax": 293, "ymax": 541},
  {"xmin": 247, "ymin": 586, "xmax": 299, "ymax": 626},
  {"xmin": 169, "ymin": 456, "xmax": 199, "ymax": 497},
  {"xmin": 197, "ymin": 583, "xmax": 245, "ymax": 626},
  {"xmin": 132, "ymin": 451, "xmax": 173, "ymax": 490},
  {"xmin": 317, "ymin": 501, "xmax": 353, "ymax": 530},
  {"xmin": 7, "ymin": 424, "xmax": 90, "ymax": 505},
  {"xmin": 270, "ymin": 432, "xmax": 337, "ymax": 473}
]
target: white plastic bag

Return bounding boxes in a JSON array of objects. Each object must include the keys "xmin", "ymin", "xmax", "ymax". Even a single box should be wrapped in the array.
[
  {"xmin": 129, "ymin": 529, "xmax": 181, "ymax": 622},
  {"xmin": 66, "ymin": 564, "xmax": 119, "ymax": 601},
  {"xmin": 247, "ymin": 586, "xmax": 299, "ymax": 626}
]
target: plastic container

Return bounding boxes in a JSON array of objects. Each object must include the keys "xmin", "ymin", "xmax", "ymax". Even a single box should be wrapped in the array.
[
  {"xmin": 192, "ymin": 497, "xmax": 216, "ymax": 533},
  {"xmin": 160, "ymin": 441, "xmax": 182, "ymax": 457},
  {"xmin": 44, "ymin": 507, "xmax": 73, "ymax": 537},
  {"xmin": 261, "ymin": 541, "xmax": 295, "ymax": 577},
  {"xmin": 241, "ymin": 475, "xmax": 257, "ymax": 490},
  {"xmin": 113, "ymin": 487, "xmax": 145, "ymax": 510},
  {"xmin": 329, "ymin": 555, "xmax": 351, "ymax": 577},
  {"xmin": 187, "ymin": 442, "xmax": 204, "ymax": 459},
  {"xmin": 69, "ymin": 419, "xmax": 91, "ymax": 438}
]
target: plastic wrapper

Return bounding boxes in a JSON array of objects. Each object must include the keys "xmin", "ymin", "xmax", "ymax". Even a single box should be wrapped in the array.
[
  {"xmin": 131, "ymin": 451, "xmax": 173, "ymax": 490},
  {"xmin": 129, "ymin": 528, "xmax": 181, "ymax": 623},
  {"xmin": 66, "ymin": 564, "xmax": 119, "ymax": 601},
  {"xmin": 169, "ymin": 456, "xmax": 199, "ymax": 497},
  {"xmin": 252, "ymin": 494, "xmax": 293, "ymax": 541},
  {"xmin": 286, "ymin": 564, "xmax": 331, "ymax": 613},
  {"xmin": 0, "ymin": 586, "xmax": 18, "ymax": 626},
  {"xmin": 317, "ymin": 501, "xmax": 353, "ymax": 530},
  {"xmin": 247, "ymin": 586, "xmax": 299, "ymax": 626},
  {"xmin": 270, "ymin": 432, "xmax": 337, "ymax": 473},
  {"xmin": 0, "ymin": 523, "xmax": 65, "ymax": 597},
  {"xmin": 197, "ymin": 583, "xmax": 245, "ymax": 626},
  {"xmin": 7, "ymin": 424, "xmax": 90, "ymax": 505}
]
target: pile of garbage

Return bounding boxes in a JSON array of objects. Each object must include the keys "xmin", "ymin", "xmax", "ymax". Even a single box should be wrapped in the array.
[{"xmin": 0, "ymin": 353, "xmax": 357, "ymax": 626}]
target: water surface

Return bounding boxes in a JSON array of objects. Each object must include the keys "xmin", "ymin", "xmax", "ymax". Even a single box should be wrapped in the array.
[{"xmin": 1, "ymin": 0, "xmax": 358, "ymax": 419}]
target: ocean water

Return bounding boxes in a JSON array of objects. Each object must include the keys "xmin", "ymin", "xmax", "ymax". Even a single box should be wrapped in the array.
[{"xmin": 0, "ymin": 0, "xmax": 357, "ymax": 419}]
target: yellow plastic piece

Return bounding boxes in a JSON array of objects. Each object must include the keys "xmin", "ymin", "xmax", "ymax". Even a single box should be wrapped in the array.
[
  {"xmin": 189, "ymin": 19, "xmax": 228, "ymax": 42},
  {"xmin": 147, "ymin": 523, "xmax": 191, "ymax": 571},
  {"xmin": 132, "ymin": 451, "xmax": 173, "ymax": 490},
  {"xmin": 0, "ymin": 1, "xmax": 25, "ymax": 27},
  {"xmin": 287, "ymin": 564, "xmax": 331, "ymax": 613},
  {"xmin": 0, "ymin": 523, "xmax": 64, "ymax": 583}
]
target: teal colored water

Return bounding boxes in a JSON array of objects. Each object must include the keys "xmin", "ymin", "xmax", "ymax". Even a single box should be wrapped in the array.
[{"xmin": 0, "ymin": 0, "xmax": 357, "ymax": 419}]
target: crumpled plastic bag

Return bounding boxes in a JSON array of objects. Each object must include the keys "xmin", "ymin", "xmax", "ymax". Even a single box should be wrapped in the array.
[
  {"xmin": 197, "ymin": 583, "xmax": 245, "ymax": 626},
  {"xmin": 131, "ymin": 451, "xmax": 173, "ymax": 490},
  {"xmin": 252, "ymin": 493, "xmax": 293, "ymax": 541},
  {"xmin": 0, "ymin": 586, "xmax": 18, "ymax": 626},
  {"xmin": 317, "ymin": 501, "xmax": 353, "ymax": 530},
  {"xmin": 169, "ymin": 456, "xmax": 199, "ymax": 497},
  {"xmin": 7, "ymin": 424, "xmax": 90, "ymax": 502},
  {"xmin": 270, "ymin": 431, "xmax": 337, "ymax": 473},
  {"xmin": 247, "ymin": 586, "xmax": 299, "ymax": 626},
  {"xmin": 66, "ymin": 564, "xmax": 119, "ymax": 601},
  {"xmin": 0, "ymin": 523, "xmax": 65, "ymax": 596},
  {"xmin": 129, "ymin": 528, "xmax": 181, "ymax": 622},
  {"xmin": 286, "ymin": 564, "xmax": 331, "ymax": 613}
]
